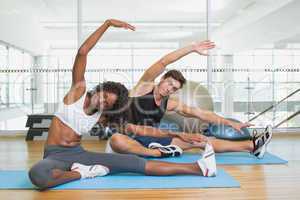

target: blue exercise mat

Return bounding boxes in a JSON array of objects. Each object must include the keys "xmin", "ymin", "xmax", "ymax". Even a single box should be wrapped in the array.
[
  {"xmin": 0, "ymin": 169, "xmax": 239, "ymax": 189},
  {"xmin": 150, "ymin": 152, "xmax": 288, "ymax": 165}
]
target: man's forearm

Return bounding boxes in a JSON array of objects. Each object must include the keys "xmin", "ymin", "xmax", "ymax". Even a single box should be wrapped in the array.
[
  {"xmin": 194, "ymin": 109, "xmax": 233, "ymax": 126},
  {"xmin": 160, "ymin": 45, "xmax": 195, "ymax": 66}
]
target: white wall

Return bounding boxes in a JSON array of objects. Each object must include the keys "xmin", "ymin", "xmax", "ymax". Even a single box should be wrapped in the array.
[
  {"xmin": 211, "ymin": 0, "xmax": 300, "ymax": 53},
  {"xmin": 0, "ymin": 0, "xmax": 44, "ymax": 55}
]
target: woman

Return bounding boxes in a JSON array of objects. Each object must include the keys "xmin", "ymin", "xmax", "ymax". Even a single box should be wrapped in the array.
[{"xmin": 28, "ymin": 19, "xmax": 217, "ymax": 190}]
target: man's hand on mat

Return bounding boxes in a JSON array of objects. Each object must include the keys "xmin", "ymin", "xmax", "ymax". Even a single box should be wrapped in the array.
[
  {"xmin": 106, "ymin": 19, "xmax": 135, "ymax": 31},
  {"xmin": 177, "ymin": 133, "xmax": 208, "ymax": 144},
  {"xmin": 192, "ymin": 40, "xmax": 215, "ymax": 56},
  {"xmin": 230, "ymin": 122, "xmax": 254, "ymax": 134}
]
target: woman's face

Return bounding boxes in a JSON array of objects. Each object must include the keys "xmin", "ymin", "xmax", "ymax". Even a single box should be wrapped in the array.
[{"xmin": 90, "ymin": 91, "xmax": 118, "ymax": 111}]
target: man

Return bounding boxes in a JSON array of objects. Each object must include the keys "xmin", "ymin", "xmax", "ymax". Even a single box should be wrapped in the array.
[
  {"xmin": 108, "ymin": 41, "xmax": 272, "ymax": 159},
  {"xmin": 28, "ymin": 19, "xmax": 217, "ymax": 190}
]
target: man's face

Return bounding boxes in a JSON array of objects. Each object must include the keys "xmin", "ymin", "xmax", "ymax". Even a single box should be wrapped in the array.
[{"xmin": 157, "ymin": 77, "xmax": 181, "ymax": 96}]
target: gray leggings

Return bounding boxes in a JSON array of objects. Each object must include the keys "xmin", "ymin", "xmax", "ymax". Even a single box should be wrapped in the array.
[{"xmin": 28, "ymin": 145, "xmax": 146, "ymax": 189}]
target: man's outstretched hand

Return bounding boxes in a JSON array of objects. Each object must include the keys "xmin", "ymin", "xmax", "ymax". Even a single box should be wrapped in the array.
[
  {"xmin": 230, "ymin": 122, "xmax": 254, "ymax": 133},
  {"xmin": 192, "ymin": 40, "xmax": 215, "ymax": 56}
]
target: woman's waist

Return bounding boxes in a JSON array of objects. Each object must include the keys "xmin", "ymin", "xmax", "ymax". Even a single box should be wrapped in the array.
[
  {"xmin": 43, "ymin": 143, "xmax": 84, "ymax": 158},
  {"xmin": 47, "ymin": 119, "xmax": 82, "ymax": 147}
]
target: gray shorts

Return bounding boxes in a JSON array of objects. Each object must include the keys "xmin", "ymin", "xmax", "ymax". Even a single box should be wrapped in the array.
[
  {"xmin": 29, "ymin": 145, "xmax": 146, "ymax": 189},
  {"xmin": 44, "ymin": 145, "xmax": 146, "ymax": 173}
]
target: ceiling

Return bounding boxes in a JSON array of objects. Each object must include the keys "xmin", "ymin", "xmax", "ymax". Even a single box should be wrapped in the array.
[{"xmin": 1, "ymin": 0, "xmax": 300, "ymax": 54}]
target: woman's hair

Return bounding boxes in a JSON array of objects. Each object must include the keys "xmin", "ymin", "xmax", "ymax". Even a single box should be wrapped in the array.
[{"xmin": 88, "ymin": 81, "xmax": 129, "ymax": 125}]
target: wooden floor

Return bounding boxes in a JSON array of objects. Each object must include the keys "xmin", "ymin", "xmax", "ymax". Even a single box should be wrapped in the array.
[{"xmin": 0, "ymin": 134, "xmax": 300, "ymax": 200}]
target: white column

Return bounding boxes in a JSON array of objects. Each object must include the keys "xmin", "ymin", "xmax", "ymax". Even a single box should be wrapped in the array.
[
  {"xmin": 33, "ymin": 56, "xmax": 45, "ymax": 112},
  {"xmin": 77, "ymin": 0, "xmax": 83, "ymax": 48},
  {"xmin": 5, "ymin": 46, "xmax": 9, "ymax": 107},
  {"xmin": 221, "ymin": 55, "xmax": 234, "ymax": 117},
  {"xmin": 206, "ymin": 0, "xmax": 212, "ymax": 92},
  {"xmin": 130, "ymin": 45, "xmax": 135, "ymax": 88}
]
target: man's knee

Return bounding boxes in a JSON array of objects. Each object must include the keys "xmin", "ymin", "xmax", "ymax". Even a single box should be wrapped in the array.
[
  {"xmin": 110, "ymin": 133, "xmax": 126, "ymax": 149},
  {"xmin": 110, "ymin": 133, "xmax": 129, "ymax": 152}
]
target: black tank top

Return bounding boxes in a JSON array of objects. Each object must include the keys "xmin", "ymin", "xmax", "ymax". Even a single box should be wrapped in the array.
[{"xmin": 128, "ymin": 89, "xmax": 169, "ymax": 127}]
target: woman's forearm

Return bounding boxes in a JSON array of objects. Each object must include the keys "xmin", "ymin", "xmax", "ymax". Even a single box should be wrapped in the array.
[
  {"xmin": 126, "ymin": 124, "xmax": 178, "ymax": 138},
  {"xmin": 78, "ymin": 20, "xmax": 111, "ymax": 55}
]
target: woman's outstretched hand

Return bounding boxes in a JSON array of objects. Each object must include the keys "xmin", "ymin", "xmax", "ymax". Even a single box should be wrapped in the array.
[{"xmin": 105, "ymin": 19, "xmax": 136, "ymax": 31}]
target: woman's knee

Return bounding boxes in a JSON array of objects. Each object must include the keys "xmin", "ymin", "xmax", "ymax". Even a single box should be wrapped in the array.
[
  {"xmin": 28, "ymin": 163, "xmax": 52, "ymax": 190},
  {"xmin": 110, "ymin": 154, "xmax": 146, "ymax": 174}
]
